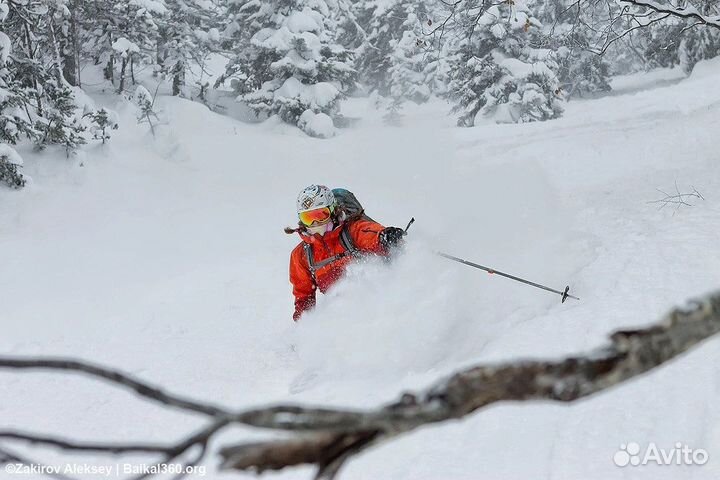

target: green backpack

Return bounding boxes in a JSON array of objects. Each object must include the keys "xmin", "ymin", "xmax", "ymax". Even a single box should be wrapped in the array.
[{"xmin": 332, "ymin": 188, "xmax": 374, "ymax": 223}]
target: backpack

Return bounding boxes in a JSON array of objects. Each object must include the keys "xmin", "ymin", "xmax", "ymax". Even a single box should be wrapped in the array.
[{"xmin": 332, "ymin": 188, "xmax": 374, "ymax": 223}]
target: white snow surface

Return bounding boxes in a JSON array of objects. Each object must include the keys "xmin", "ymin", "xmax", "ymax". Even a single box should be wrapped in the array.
[
  {"xmin": 1, "ymin": 59, "xmax": 720, "ymax": 479},
  {"xmin": 494, "ymin": 51, "xmax": 555, "ymax": 79},
  {"xmin": 129, "ymin": 0, "xmax": 168, "ymax": 15},
  {"xmin": 286, "ymin": 8, "xmax": 324, "ymax": 33},
  {"xmin": 112, "ymin": 37, "xmax": 140, "ymax": 55},
  {"xmin": 275, "ymin": 77, "xmax": 340, "ymax": 110},
  {"xmin": 298, "ymin": 110, "xmax": 336, "ymax": 138},
  {"xmin": 0, "ymin": 31, "xmax": 11, "ymax": 65}
]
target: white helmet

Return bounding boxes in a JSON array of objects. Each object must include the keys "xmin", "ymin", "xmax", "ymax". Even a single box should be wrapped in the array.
[{"xmin": 296, "ymin": 185, "xmax": 336, "ymax": 213}]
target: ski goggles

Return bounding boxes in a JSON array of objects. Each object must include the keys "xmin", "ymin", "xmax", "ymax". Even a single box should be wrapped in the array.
[{"xmin": 299, "ymin": 206, "xmax": 333, "ymax": 226}]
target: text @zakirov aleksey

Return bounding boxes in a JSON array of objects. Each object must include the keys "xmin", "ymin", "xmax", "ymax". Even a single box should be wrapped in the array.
[
  {"xmin": 4, "ymin": 462, "xmax": 207, "ymax": 476},
  {"xmin": 614, "ymin": 442, "xmax": 709, "ymax": 467}
]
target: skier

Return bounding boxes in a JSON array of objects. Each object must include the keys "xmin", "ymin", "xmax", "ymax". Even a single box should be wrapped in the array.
[{"xmin": 288, "ymin": 185, "xmax": 406, "ymax": 321}]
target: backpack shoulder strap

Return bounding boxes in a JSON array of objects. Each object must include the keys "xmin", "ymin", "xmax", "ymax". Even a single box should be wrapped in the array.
[
  {"xmin": 303, "ymin": 243, "xmax": 317, "ymax": 282},
  {"xmin": 302, "ymin": 225, "xmax": 359, "ymax": 282},
  {"xmin": 339, "ymin": 223, "xmax": 359, "ymax": 256}
]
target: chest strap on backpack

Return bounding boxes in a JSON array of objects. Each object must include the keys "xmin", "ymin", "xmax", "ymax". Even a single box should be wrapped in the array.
[{"xmin": 303, "ymin": 225, "xmax": 359, "ymax": 282}]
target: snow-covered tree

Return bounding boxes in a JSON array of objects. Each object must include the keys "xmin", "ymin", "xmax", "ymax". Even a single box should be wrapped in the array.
[
  {"xmin": 157, "ymin": 0, "xmax": 222, "ymax": 97},
  {"xmin": 443, "ymin": 1, "xmax": 563, "ymax": 126},
  {"xmin": 609, "ymin": 14, "xmax": 720, "ymax": 76},
  {"xmin": 134, "ymin": 85, "xmax": 161, "ymax": 136},
  {"xmin": 386, "ymin": 2, "xmax": 434, "ymax": 104},
  {"xmin": 533, "ymin": 0, "xmax": 611, "ymax": 97},
  {"xmin": 0, "ymin": 143, "xmax": 25, "ymax": 188},
  {"xmin": 113, "ymin": 0, "xmax": 168, "ymax": 93},
  {"xmin": 0, "ymin": 20, "xmax": 29, "ymax": 147},
  {"xmin": 555, "ymin": 48, "xmax": 611, "ymax": 97},
  {"xmin": 354, "ymin": 0, "xmax": 405, "ymax": 96},
  {"xmin": 0, "ymin": 0, "xmax": 91, "ymax": 153},
  {"xmin": 0, "ymin": 12, "xmax": 25, "ymax": 188},
  {"xmin": 214, "ymin": 0, "xmax": 263, "ymax": 90},
  {"xmin": 220, "ymin": 0, "xmax": 356, "ymax": 136},
  {"xmin": 78, "ymin": 0, "xmax": 167, "ymax": 92},
  {"xmin": 87, "ymin": 108, "xmax": 119, "ymax": 144},
  {"xmin": 355, "ymin": 0, "xmax": 436, "ymax": 99},
  {"xmin": 677, "ymin": 27, "xmax": 720, "ymax": 74}
]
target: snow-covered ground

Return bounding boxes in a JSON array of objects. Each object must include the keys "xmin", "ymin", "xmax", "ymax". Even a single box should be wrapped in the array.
[{"xmin": 1, "ymin": 60, "xmax": 720, "ymax": 480}]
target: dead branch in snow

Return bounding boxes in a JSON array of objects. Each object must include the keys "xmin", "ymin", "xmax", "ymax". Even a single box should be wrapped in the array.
[
  {"xmin": 648, "ymin": 182, "xmax": 705, "ymax": 213},
  {"xmin": 1, "ymin": 290, "xmax": 720, "ymax": 479}
]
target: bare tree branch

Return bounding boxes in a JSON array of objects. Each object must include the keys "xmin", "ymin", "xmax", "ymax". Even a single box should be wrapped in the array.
[
  {"xmin": 1, "ymin": 290, "xmax": 719, "ymax": 479},
  {"xmin": 220, "ymin": 289, "xmax": 720, "ymax": 476},
  {"xmin": 130, "ymin": 417, "xmax": 231, "ymax": 480},
  {"xmin": 0, "ymin": 431, "xmax": 173, "ymax": 454},
  {"xmin": 647, "ymin": 183, "xmax": 705, "ymax": 213},
  {"xmin": 0, "ymin": 357, "xmax": 229, "ymax": 417},
  {"xmin": 620, "ymin": 0, "xmax": 720, "ymax": 29}
]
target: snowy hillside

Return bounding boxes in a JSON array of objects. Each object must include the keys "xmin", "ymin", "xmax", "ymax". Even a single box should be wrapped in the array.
[{"xmin": 1, "ymin": 59, "xmax": 720, "ymax": 480}]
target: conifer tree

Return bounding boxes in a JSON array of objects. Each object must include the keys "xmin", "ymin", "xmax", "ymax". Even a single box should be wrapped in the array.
[
  {"xmin": 354, "ymin": 0, "xmax": 407, "ymax": 96},
  {"xmin": 443, "ymin": 0, "xmax": 563, "ymax": 126},
  {"xmin": 0, "ymin": 144, "xmax": 25, "ymax": 189},
  {"xmin": 158, "ymin": 0, "xmax": 221, "ymax": 97},
  {"xmin": 0, "ymin": 0, "xmax": 90, "ymax": 152},
  {"xmin": 533, "ymin": 0, "xmax": 611, "ymax": 97},
  {"xmin": 387, "ymin": 2, "xmax": 434, "ymax": 104},
  {"xmin": 219, "ymin": 0, "xmax": 356, "ymax": 136}
]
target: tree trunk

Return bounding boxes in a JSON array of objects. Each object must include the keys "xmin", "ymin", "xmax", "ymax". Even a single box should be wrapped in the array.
[
  {"xmin": 47, "ymin": 15, "xmax": 67, "ymax": 86},
  {"xmin": 62, "ymin": 0, "xmax": 80, "ymax": 86},
  {"xmin": 172, "ymin": 60, "xmax": 184, "ymax": 96},
  {"xmin": 130, "ymin": 56, "xmax": 136, "ymax": 85},
  {"xmin": 22, "ymin": 22, "xmax": 43, "ymax": 116},
  {"xmin": 104, "ymin": 32, "xmax": 114, "ymax": 84},
  {"xmin": 117, "ymin": 56, "xmax": 127, "ymax": 94}
]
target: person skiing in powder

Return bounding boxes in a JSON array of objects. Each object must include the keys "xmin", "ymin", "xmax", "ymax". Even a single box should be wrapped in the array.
[{"xmin": 287, "ymin": 185, "xmax": 406, "ymax": 321}]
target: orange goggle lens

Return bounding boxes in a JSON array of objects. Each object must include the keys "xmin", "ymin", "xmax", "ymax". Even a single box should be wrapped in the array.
[{"xmin": 299, "ymin": 207, "xmax": 332, "ymax": 226}]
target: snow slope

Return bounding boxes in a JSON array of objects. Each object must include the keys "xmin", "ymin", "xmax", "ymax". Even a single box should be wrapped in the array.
[{"xmin": 1, "ymin": 59, "xmax": 720, "ymax": 480}]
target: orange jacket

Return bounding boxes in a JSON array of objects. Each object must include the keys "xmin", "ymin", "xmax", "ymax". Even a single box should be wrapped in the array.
[{"xmin": 290, "ymin": 219, "xmax": 387, "ymax": 321}]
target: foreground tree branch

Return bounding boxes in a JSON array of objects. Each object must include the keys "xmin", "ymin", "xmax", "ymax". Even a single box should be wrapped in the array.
[
  {"xmin": 0, "ymin": 357, "xmax": 228, "ymax": 417},
  {"xmin": 221, "ymin": 289, "xmax": 720, "ymax": 476},
  {"xmin": 1, "ymin": 290, "xmax": 719, "ymax": 479}
]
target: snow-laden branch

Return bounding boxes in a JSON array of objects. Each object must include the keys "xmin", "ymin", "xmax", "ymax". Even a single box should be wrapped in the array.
[
  {"xmin": 620, "ymin": 0, "xmax": 720, "ymax": 29},
  {"xmin": 1, "ymin": 290, "xmax": 719, "ymax": 479}
]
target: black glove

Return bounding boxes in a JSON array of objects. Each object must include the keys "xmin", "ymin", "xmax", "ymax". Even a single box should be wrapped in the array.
[{"xmin": 379, "ymin": 226, "xmax": 406, "ymax": 249}]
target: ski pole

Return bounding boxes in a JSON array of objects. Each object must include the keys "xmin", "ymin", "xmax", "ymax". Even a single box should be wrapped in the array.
[
  {"xmin": 400, "ymin": 218, "xmax": 577, "ymax": 302},
  {"xmin": 436, "ymin": 251, "xmax": 580, "ymax": 303},
  {"xmin": 404, "ymin": 217, "xmax": 415, "ymax": 234}
]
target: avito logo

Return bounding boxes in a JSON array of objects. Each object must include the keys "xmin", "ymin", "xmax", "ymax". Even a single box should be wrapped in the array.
[{"xmin": 614, "ymin": 442, "xmax": 709, "ymax": 467}]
